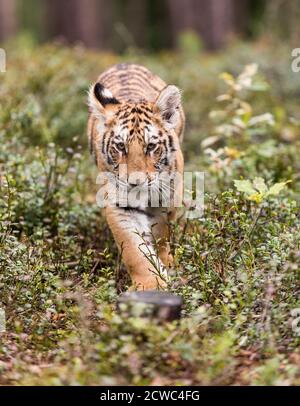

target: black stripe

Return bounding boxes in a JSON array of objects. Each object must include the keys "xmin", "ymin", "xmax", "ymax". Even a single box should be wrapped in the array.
[
  {"xmin": 102, "ymin": 131, "xmax": 108, "ymax": 154},
  {"xmin": 168, "ymin": 135, "xmax": 174, "ymax": 150},
  {"xmin": 89, "ymin": 120, "xmax": 95, "ymax": 155},
  {"xmin": 116, "ymin": 203, "xmax": 154, "ymax": 217}
]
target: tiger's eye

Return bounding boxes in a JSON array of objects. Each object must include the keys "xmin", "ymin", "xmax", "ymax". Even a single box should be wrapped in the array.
[
  {"xmin": 117, "ymin": 142, "xmax": 126, "ymax": 152},
  {"xmin": 147, "ymin": 143, "xmax": 156, "ymax": 152}
]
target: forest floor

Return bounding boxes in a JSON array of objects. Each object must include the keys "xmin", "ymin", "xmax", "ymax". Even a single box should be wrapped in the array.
[{"xmin": 0, "ymin": 37, "xmax": 299, "ymax": 385}]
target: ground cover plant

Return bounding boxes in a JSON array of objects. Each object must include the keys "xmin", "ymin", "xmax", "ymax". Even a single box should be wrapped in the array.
[{"xmin": 0, "ymin": 37, "xmax": 299, "ymax": 385}]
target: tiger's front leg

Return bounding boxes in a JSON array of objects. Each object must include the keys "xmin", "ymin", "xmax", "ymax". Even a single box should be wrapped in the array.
[
  {"xmin": 105, "ymin": 207, "xmax": 168, "ymax": 290},
  {"xmin": 151, "ymin": 211, "xmax": 174, "ymax": 269}
]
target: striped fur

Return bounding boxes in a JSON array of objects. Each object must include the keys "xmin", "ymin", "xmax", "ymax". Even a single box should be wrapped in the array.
[{"xmin": 87, "ymin": 63, "xmax": 185, "ymax": 290}]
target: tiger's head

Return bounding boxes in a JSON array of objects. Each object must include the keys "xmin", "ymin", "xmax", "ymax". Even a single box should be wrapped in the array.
[{"xmin": 88, "ymin": 82, "xmax": 182, "ymax": 190}]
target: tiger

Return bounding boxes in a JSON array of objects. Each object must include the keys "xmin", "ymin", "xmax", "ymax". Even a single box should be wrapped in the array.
[{"xmin": 87, "ymin": 63, "xmax": 185, "ymax": 290}]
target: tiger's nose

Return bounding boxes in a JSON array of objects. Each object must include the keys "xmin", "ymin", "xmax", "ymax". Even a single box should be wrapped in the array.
[{"xmin": 128, "ymin": 173, "xmax": 146, "ymax": 187}]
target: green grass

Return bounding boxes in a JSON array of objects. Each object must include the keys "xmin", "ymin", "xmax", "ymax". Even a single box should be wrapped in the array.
[{"xmin": 0, "ymin": 37, "xmax": 299, "ymax": 385}]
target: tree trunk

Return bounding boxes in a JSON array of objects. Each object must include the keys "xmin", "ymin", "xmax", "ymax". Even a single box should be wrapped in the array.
[
  {"xmin": 46, "ymin": 0, "xmax": 112, "ymax": 49},
  {"xmin": 204, "ymin": 0, "xmax": 235, "ymax": 49},
  {"xmin": 233, "ymin": 0, "xmax": 249, "ymax": 35},
  {"xmin": 167, "ymin": 0, "xmax": 197, "ymax": 44},
  {"xmin": 74, "ymin": 0, "xmax": 100, "ymax": 48},
  {"xmin": 123, "ymin": 0, "xmax": 146, "ymax": 48},
  {"xmin": 0, "ymin": 0, "xmax": 18, "ymax": 41},
  {"xmin": 46, "ymin": 0, "xmax": 79, "ymax": 43},
  {"xmin": 167, "ymin": 0, "xmax": 238, "ymax": 50}
]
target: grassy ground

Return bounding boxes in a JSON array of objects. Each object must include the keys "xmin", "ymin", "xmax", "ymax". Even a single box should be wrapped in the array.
[{"xmin": 0, "ymin": 37, "xmax": 299, "ymax": 385}]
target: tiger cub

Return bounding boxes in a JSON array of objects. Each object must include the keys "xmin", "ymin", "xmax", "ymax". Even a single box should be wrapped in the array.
[{"xmin": 87, "ymin": 63, "xmax": 185, "ymax": 290}]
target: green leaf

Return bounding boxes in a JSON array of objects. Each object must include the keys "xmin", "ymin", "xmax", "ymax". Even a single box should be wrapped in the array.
[
  {"xmin": 234, "ymin": 178, "xmax": 290, "ymax": 203},
  {"xmin": 249, "ymin": 81, "xmax": 270, "ymax": 92},
  {"xmin": 267, "ymin": 181, "xmax": 291, "ymax": 197},
  {"xmin": 253, "ymin": 177, "xmax": 268, "ymax": 194},
  {"xmin": 234, "ymin": 179, "xmax": 256, "ymax": 195}
]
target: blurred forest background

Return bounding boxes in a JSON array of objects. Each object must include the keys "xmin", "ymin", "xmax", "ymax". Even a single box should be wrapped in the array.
[
  {"xmin": 0, "ymin": 0, "xmax": 300, "ymax": 51},
  {"xmin": 1, "ymin": 0, "xmax": 300, "ymax": 387}
]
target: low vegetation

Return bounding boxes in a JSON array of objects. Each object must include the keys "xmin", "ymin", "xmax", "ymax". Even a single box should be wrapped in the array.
[{"xmin": 0, "ymin": 37, "xmax": 299, "ymax": 385}]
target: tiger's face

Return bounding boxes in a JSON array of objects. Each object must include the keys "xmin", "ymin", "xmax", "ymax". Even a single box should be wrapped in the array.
[{"xmin": 88, "ymin": 83, "xmax": 181, "ymax": 191}]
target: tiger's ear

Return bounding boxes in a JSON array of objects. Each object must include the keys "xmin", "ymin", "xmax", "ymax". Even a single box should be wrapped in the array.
[
  {"xmin": 155, "ymin": 85, "xmax": 181, "ymax": 129},
  {"xmin": 88, "ymin": 82, "xmax": 120, "ymax": 119}
]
